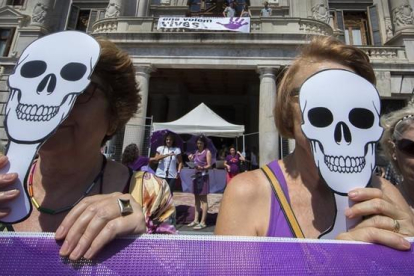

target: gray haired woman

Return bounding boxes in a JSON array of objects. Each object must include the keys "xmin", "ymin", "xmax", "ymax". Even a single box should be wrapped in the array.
[{"xmin": 380, "ymin": 105, "xmax": 414, "ymax": 210}]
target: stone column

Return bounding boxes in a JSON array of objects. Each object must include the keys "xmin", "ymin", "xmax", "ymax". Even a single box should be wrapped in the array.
[
  {"xmin": 137, "ymin": 0, "xmax": 149, "ymax": 17},
  {"xmin": 105, "ymin": 0, "xmax": 124, "ymax": 18},
  {"xmin": 258, "ymin": 67, "xmax": 279, "ymax": 166},
  {"xmin": 122, "ymin": 65, "xmax": 154, "ymax": 152},
  {"xmin": 310, "ymin": 0, "xmax": 330, "ymax": 24},
  {"xmin": 390, "ymin": 0, "xmax": 414, "ymax": 32},
  {"xmin": 30, "ymin": 0, "xmax": 53, "ymax": 27}
]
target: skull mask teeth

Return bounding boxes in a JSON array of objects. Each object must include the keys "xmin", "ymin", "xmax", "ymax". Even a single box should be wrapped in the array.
[
  {"xmin": 5, "ymin": 31, "xmax": 100, "ymax": 143},
  {"xmin": 15, "ymin": 101, "xmax": 60, "ymax": 122},
  {"xmin": 299, "ymin": 70, "xmax": 383, "ymax": 194}
]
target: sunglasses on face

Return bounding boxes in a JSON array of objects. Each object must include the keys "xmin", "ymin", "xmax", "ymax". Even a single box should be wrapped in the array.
[{"xmin": 397, "ymin": 139, "xmax": 414, "ymax": 156}]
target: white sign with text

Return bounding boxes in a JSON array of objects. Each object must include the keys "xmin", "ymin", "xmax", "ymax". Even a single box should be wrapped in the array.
[{"xmin": 157, "ymin": 17, "xmax": 250, "ymax": 33}]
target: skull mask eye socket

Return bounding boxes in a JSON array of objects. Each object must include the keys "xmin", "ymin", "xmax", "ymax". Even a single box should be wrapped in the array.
[
  {"xmin": 308, "ymin": 107, "xmax": 334, "ymax": 128},
  {"xmin": 60, "ymin": 62, "xmax": 87, "ymax": 81},
  {"xmin": 349, "ymin": 108, "xmax": 375, "ymax": 129},
  {"xmin": 21, "ymin": 60, "xmax": 47, "ymax": 78}
]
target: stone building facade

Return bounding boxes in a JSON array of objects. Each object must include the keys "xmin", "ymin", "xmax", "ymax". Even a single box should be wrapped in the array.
[{"xmin": 0, "ymin": 0, "xmax": 413, "ymax": 166}]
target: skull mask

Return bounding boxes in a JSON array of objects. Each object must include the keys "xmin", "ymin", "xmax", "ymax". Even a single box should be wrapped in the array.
[
  {"xmin": 6, "ymin": 31, "xmax": 100, "ymax": 143},
  {"xmin": 299, "ymin": 69, "xmax": 383, "ymax": 194}
]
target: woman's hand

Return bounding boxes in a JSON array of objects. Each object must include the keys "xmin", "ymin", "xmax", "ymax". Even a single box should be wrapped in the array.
[
  {"xmin": 0, "ymin": 156, "xmax": 19, "ymax": 219},
  {"xmin": 336, "ymin": 187, "xmax": 414, "ymax": 250},
  {"xmin": 55, "ymin": 192, "xmax": 146, "ymax": 260}
]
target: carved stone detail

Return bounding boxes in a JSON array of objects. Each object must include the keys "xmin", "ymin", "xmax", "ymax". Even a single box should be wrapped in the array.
[
  {"xmin": 392, "ymin": 4, "xmax": 414, "ymax": 27},
  {"xmin": 311, "ymin": 3, "xmax": 329, "ymax": 24},
  {"xmin": 105, "ymin": 2, "xmax": 121, "ymax": 18},
  {"xmin": 385, "ymin": 17, "xmax": 394, "ymax": 39},
  {"xmin": 31, "ymin": 2, "xmax": 48, "ymax": 24}
]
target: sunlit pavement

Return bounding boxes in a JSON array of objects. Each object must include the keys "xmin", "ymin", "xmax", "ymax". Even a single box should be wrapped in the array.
[{"xmin": 173, "ymin": 192, "xmax": 223, "ymax": 234}]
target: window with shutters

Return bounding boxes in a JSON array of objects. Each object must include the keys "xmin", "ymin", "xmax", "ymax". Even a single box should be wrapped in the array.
[
  {"xmin": 0, "ymin": 28, "xmax": 15, "ymax": 57},
  {"xmin": 331, "ymin": 4, "xmax": 382, "ymax": 46},
  {"xmin": 66, "ymin": 5, "xmax": 106, "ymax": 33},
  {"xmin": 7, "ymin": 0, "xmax": 24, "ymax": 6}
]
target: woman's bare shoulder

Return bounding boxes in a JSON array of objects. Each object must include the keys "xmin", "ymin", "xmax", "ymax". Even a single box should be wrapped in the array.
[
  {"xmin": 215, "ymin": 169, "xmax": 272, "ymax": 236},
  {"xmin": 227, "ymin": 169, "xmax": 270, "ymax": 199}
]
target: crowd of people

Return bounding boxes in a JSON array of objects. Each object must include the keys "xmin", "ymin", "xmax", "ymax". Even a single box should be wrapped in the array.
[
  {"xmin": 1, "ymin": 32, "xmax": 414, "ymax": 265},
  {"xmin": 222, "ymin": 1, "xmax": 271, "ymax": 18}
]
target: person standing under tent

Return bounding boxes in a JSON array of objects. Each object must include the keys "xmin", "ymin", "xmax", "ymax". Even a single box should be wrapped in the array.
[
  {"xmin": 155, "ymin": 133, "xmax": 183, "ymax": 195},
  {"xmin": 224, "ymin": 146, "xmax": 246, "ymax": 183},
  {"xmin": 187, "ymin": 135, "xmax": 212, "ymax": 230}
]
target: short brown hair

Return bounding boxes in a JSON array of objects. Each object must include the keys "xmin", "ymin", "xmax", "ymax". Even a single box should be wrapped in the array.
[
  {"xmin": 94, "ymin": 38, "xmax": 140, "ymax": 144},
  {"xmin": 274, "ymin": 36, "xmax": 375, "ymax": 139}
]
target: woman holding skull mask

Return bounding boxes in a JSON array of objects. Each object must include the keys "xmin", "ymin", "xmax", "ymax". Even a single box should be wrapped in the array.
[
  {"xmin": 0, "ymin": 36, "xmax": 175, "ymax": 260},
  {"xmin": 380, "ymin": 105, "xmax": 414, "ymax": 211},
  {"xmin": 216, "ymin": 36, "xmax": 414, "ymax": 250}
]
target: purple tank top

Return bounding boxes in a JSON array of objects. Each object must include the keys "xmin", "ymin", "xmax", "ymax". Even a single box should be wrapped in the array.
[
  {"xmin": 194, "ymin": 149, "xmax": 208, "ymax": 167},
  {"xmin": 266, "ymin": 160, "xmax": 295, "ymax": 238}
]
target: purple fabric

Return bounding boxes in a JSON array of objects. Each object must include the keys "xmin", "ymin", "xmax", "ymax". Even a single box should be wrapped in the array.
[
  {"xmin": 186, "ymin": 135, "xmax": 217, "ymax": 165},
  {"xmin": 225, "ymin": 154, "xmax": 240, "ymax": 175},
  {"xmin": 194, "ymin": 149, "xmax": 208, "ymax": 167},
  {"xmin": 266, "ymin": 160, "xmax": 296, "ymax": 238},
  {"xmin": 130, "ymin": 156, "xmax": 150, "ymax": 171},
  {"xmin": 150, "ymin": 130, "xmax": 183, "ymax": 155},
  {"xmin": 1, "ymin": 233, "xmax": 414, "ymax": 275},
  {"xmin": 180, "ymin": 168, "xmax": 226, "ymax": 193},
  {"xmin": 193, "ymin": 174, "xmax": 209, "ymax": 195},
  {"xmin": 191, "ymin": 151, "xmax": 210, "ymax": 195}
]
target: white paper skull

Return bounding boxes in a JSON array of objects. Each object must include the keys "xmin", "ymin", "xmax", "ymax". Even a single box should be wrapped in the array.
[
  {"xmin": 6, "ymin": 31, "xmax": 100, "ymax": 143},
  {"xmin": 299, "ymin": 69, "xmax": 383, "ymax": 194}
]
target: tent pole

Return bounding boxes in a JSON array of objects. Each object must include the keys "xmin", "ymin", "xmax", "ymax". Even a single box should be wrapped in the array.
[
  {"xmin": 148, "ymin": 116, "xmax": 153, "ymax": 158},
  {"xmin": 242, "ymin": 135, "xmax": 245, "ymax": 155}
]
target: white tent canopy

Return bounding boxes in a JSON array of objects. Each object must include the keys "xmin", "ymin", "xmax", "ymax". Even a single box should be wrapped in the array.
[{"xmin": 153, "ymin": 103, "xmax": 245, "ymax": 137}]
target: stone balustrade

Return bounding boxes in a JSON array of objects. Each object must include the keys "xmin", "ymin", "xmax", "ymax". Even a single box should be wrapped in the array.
[
  {"xmin": 358, "ymin": 46, "xmax": 407, "ymax": 61},
  {"xmin": 92, "ymin": 16, "xmax": 333, "ymax": 35}
]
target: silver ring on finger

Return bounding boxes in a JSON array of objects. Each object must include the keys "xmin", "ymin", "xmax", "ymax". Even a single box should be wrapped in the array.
[
  {"xmin": 393, "ymin": 219, "xmax": 400, "ymax": 233},
  {"xmin": 117, "ymin": 198, "xmax": 133, "ymax": 216}
]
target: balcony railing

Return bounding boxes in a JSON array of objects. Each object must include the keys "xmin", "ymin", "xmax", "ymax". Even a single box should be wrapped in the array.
[
  {"xmin": 91, "ymin": 17, "xmax": 408, "ymax": 63},
  {"xmin": 358, "ymin": 46, "xmax": 407, "ymax": 61},
  {"xmin": 92, "ymin": 16, "xmax": 333, "ymax": 36}
]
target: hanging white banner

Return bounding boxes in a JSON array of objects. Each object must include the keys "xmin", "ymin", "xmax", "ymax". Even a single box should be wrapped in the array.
[{"xmin": 157, "ymin": 17, "xmax": 250, "ymax": 33}]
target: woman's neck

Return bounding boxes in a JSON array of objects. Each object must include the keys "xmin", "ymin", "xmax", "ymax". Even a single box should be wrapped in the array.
[
  {"xmin": 36, "ymin": 150, "xmax": 104, "ymax": 193},
  {"xmin": 284, "ymin": 144, "xmax": 323, "ymax": 191}
]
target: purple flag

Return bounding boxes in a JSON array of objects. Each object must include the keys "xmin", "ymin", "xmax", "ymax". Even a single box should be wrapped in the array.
[{"xmin": 1, "ymin": 233, "xmax": 413, "ymax": 275}]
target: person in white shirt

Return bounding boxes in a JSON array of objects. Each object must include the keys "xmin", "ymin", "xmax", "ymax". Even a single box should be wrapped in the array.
[
  {"xmin": 223, "ymin": 2, "xmax": 236, "ymax": 17},
  {"xmin": 155, "ymin": 133, "xmax": 183, "ymax": 195},
  {"xmin": 260, "ymin": 1, "xmax": 272, "ymax": 17}
]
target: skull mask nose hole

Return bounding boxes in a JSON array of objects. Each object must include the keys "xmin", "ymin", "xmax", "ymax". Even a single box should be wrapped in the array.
[
  {"xmin": 37, "ymin": 73, "xmax": 56, "ymax": 94},
  {"xmin": 334, "ymin": 122, "xmax": 352, "ymax": 145}
]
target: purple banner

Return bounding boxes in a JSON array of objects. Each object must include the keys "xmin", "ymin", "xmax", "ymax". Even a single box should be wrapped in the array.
[
  {"xmin": 180, "ymin": 168, "xmax": 226, "ymax": 193},
  {"xmin": 0, "ymin": 233, "xmax": 413, "ymax": 275}
]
